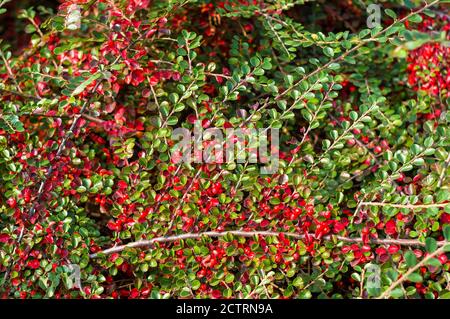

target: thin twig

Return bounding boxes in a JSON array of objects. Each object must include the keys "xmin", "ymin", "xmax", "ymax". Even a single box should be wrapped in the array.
[
  {"xmin": 360, "ymin": 202, "xmax": 448, "ymax": 209},
  {"xmin": 0, "ymin": 88, "xmax": 37, "ymax": 100},
  {"xmin": 89, "ymin": 230, "xmax": 448, "ymax": 258}
]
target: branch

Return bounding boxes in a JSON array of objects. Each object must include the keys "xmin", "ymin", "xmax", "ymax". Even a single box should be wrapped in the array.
[
  {"xmin": 360, "ymin": 202, "xmax": 448, "ymax": 209},
  {"xmin": 0, "ymin": 88, "xmax": 38, "ymax": 100},
  {"xmin": 89, "ymin": 230, "xmax": 448, "ymax": 258},
  {"xmin": 23, "ymin": 112, "xmax": 105, "ymax": 124}
]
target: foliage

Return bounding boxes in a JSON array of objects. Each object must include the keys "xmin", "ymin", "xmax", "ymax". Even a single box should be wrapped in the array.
[{"xmin": 0, "ymin": 0, "xmax": 449, "ymax": 299}]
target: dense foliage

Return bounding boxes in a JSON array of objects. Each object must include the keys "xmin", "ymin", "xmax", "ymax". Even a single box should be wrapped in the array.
[{"xmin": 0, "ymin": 0, "xmax": 450, "ymax": 299}]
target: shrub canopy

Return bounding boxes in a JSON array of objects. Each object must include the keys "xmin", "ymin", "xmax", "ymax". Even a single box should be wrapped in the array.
[{"xmin": 0, "ymin": 0, "xmax": 449, "ymax": 299}]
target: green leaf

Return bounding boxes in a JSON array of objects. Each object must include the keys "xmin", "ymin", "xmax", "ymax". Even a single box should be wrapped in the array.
[
  {"xmin": 412, "ymin": 158, "xmax": 424, "ymax": 166},
  {"xmin": 443, "ymin": 225, "xmax": 450, "ymax": 241},
  {"xmin": 115, "ymin": 257, "xmax": 124, "ymax": 266},
  {"xmin": 225, "ymin": 273, "xmax": 235, "ymax": 284},
  {"xmin": 404, "ymin": 250, "xmax": 417, "ymax": 267},
  {"xmin": 323, "ymin": 47, "xmax": 334, "ymax": 57},
  {"xmin": 167, "ymin": 116, "xmax": 178, "ymax": 126},
  {"xmin": 261, "ymin": 58, "xmax": 272, "ymax": 70},
  {"xmin": 436, "ymin": 190, "xmax": 449, "ymax": 203},
  {"xmin": 298, "ymin": 290, "xmax": 312, "ymax": 299},
  {"xmin": 53, "ymin": 46, "xmax": 67, "ymax": 55},
  {"xmin": 440, "ymin": 291, "xmax": 450, "ymax": 299},
  {"xmin": 223, "ymin": 288, "xmax": 233, "ymax": 298},
  {"xmin": 0, "ymin": 115, "xmax": 24, "ymax": 133},
  {"xmin": 349, "ymin": 111, "xmax": 358, "ymax": 121},
  {"xmin": 328, "ymin": 63, "xmax": 340, "ymax": 71},
  {"xmin": 269, "ymin": 197, "xmax": 280, "ymax": 205},
  {"xmin": 25, "ymin": 24, "xmax": 36, "ymax": 34},
  {"xmin": 390, "ymin": 288, "xmax": 404, "ymax": 298},
  {"xmin": 385, "ymin": 9, "xmax": 397, "ymax": 20},
  {"xmin": 70, "ymin": 73, "xmax": 101, "ymax": 96},
  {"xmin": 250, "ymin": 56, "xmax": 260, "ymax": 67},
  {"xmin": 351, "ymin": 273, "xmax": 361, "ymax": 282},
  {"xmin": 179, "ymin": 287, "xmax": 191, "ymax": 298},
  {"xmin": 293, "ymin": 276, "xmax": 304, "ymax": 288},
  {"xmin": 269, "ymin": 108, "xmax": 278, "ymax": 119},
  {"xmin": 425, "ymin": 237, "xmax": 437, "ymax": 253},
  {"xmin": 169, "ymin": 92, "xmax": 179, "ymax": 104},
  {"xmin": 173, "ymin": 103, "xmax": 185, "ymax": 112},
  {"xmin": 408, "ymin": 14, "xmax": 423, "ymax": 24},
  {"xmin": 424, "ymin": 137, "xmax": 434, "ymax": 148},
  {"xmin": 407, "ymin": 273, "xmax": 423, "ymax": 283},
  {"xmin": 424, "ymin": 258, "xmax": 441, "ymax": 268},
  {"xmin": 191, "ymin": 280, "xmax": 201, "ymax": 290},
  {"xmin": 359, "ymin": 29, "xmax": 371, "ymax": 38}
]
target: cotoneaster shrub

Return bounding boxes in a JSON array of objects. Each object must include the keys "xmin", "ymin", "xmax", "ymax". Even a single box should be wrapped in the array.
[{"xmin": 0, "ymin": 0, "xmax": 449, "ymax": 299}]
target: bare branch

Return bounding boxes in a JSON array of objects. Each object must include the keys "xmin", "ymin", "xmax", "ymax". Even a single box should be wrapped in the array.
[
  {"xmin": 90, "ymin": 230, "xmax": 448, "ymax": 258},
  {"xmin": 360, "ymin": 202, "xmax": 448, "ymax": 209}
]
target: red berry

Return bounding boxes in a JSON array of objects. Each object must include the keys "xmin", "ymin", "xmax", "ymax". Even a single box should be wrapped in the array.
[
  {"xmin": 6, "ymin": 198, "xmax": 16, "ymax": 208},
  {"xmin": 27, "ymin": 259, "xmax": 40, "ymax": 269},
  {"xmin": 438, "ymin": 254, "xmax": 448, "ymax": 264}
]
